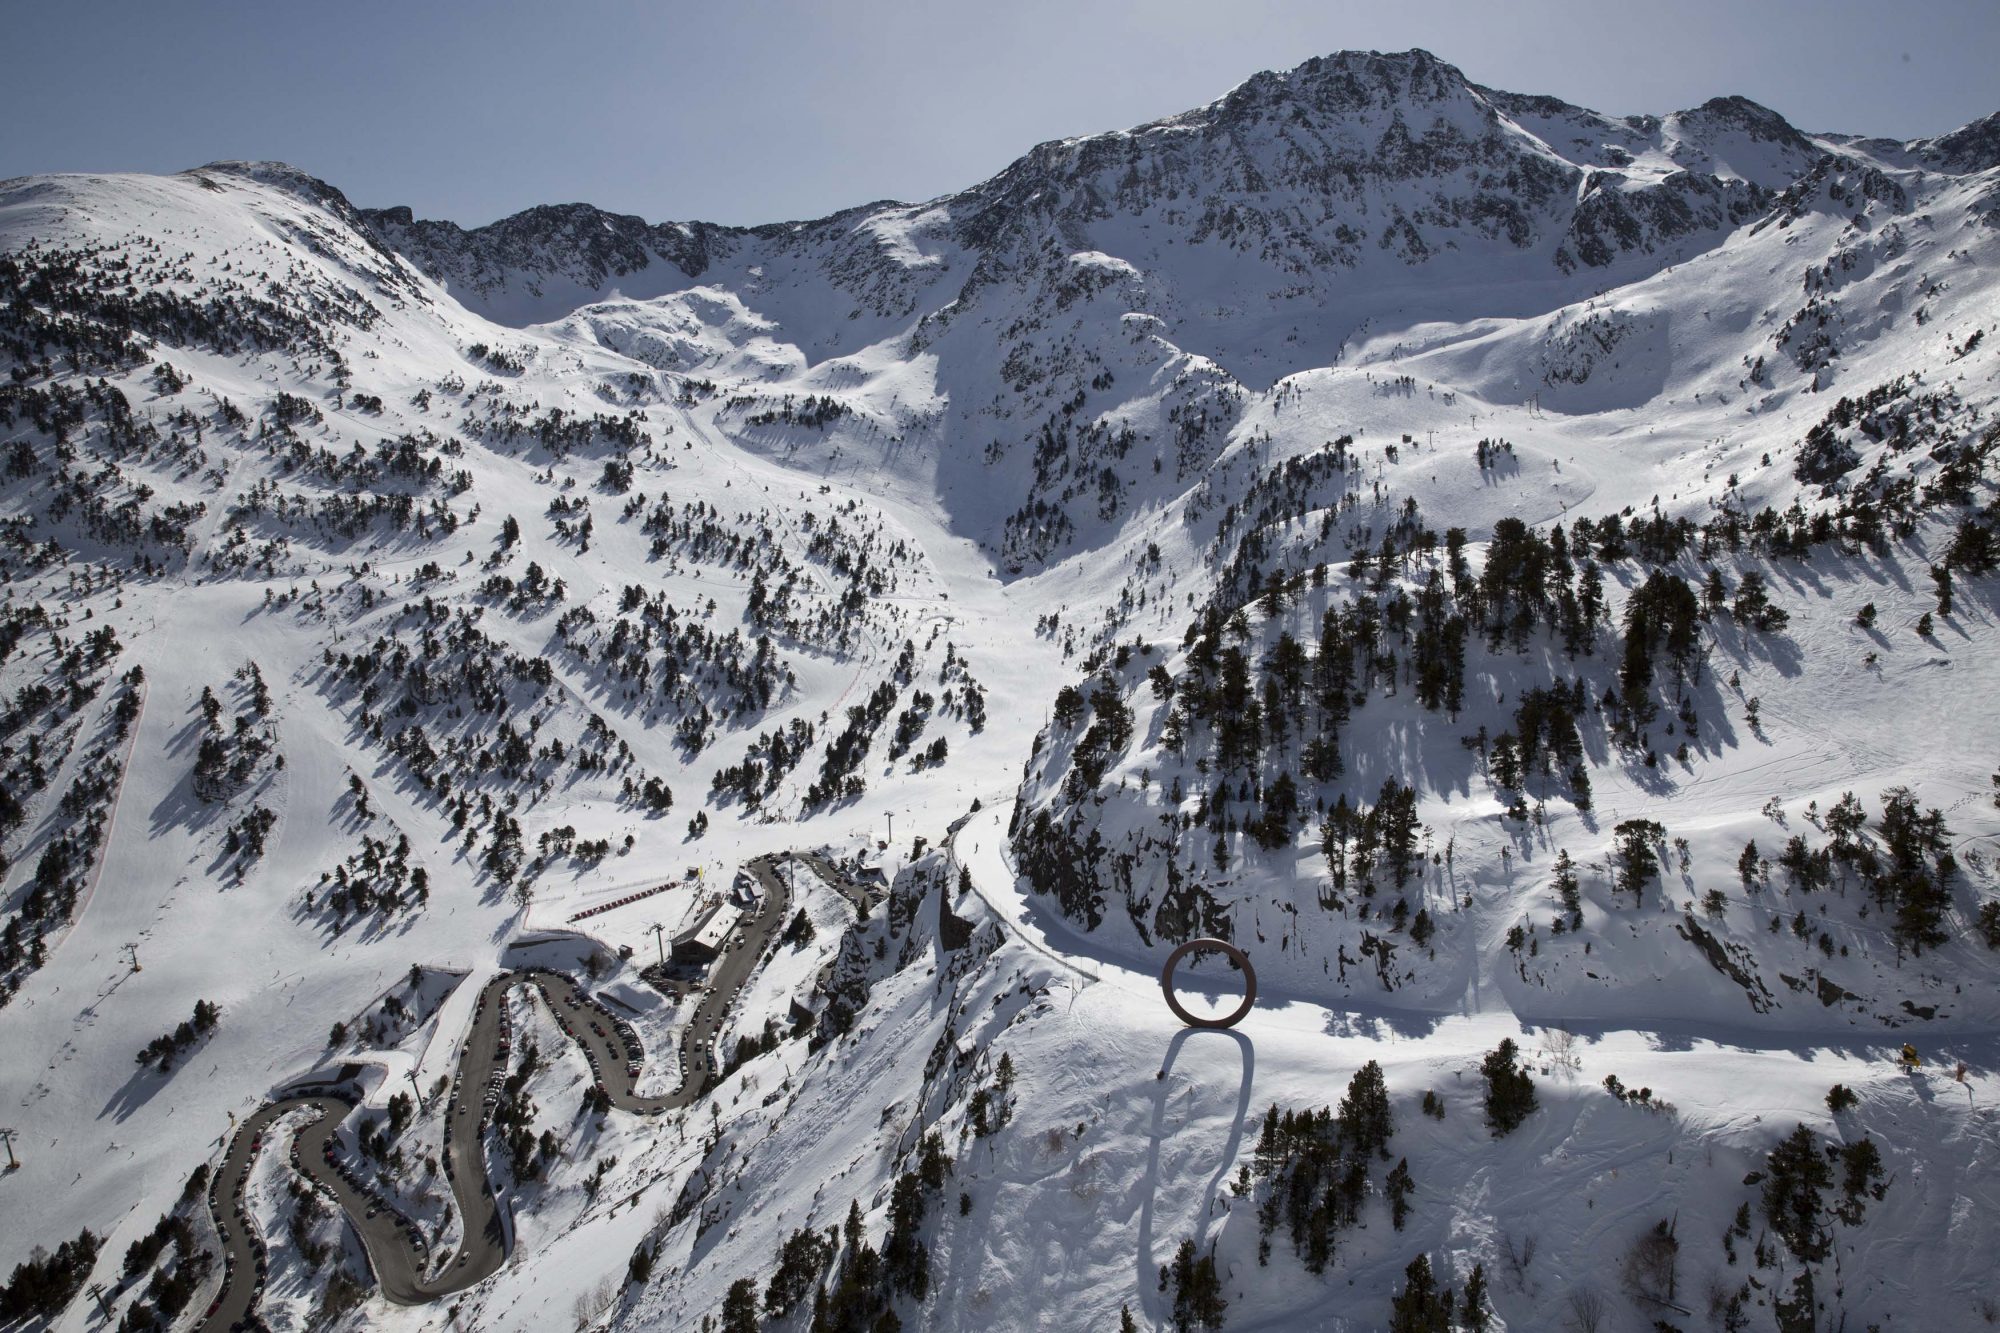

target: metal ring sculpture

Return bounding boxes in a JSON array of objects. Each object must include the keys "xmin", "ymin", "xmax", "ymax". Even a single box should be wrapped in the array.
[{"xmin": 1160, "ymin": 937, "xmax": 1257, "ymax": 1029}]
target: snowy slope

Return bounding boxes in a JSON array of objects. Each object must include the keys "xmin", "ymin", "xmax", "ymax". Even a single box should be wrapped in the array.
[{"xmin": 2, "ymin": 44, "xmax": 1999, "ymax": 1333}]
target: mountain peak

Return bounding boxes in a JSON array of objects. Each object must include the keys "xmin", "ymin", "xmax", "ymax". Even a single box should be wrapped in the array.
[
  {"xmin": 1292, "ymin": 45, "xmax": 1468, "ymax": 87},
  {"xmin": 1207, "ymin": 47, "xmax": 1477, "ymax": 122},
  {"xmin": 190, "ymin": 159, "xmax": 356, "ymax": 210},
  {"xmin": 1670, "ymin": 95, "xmax": 1816, "ymax": 155},
  {"xmin": 1919, "ymin": 108, "xmax": 2000, "ymax": 173}
]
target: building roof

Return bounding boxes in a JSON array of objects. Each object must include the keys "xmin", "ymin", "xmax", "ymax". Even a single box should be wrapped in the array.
[{"xmin": 690, "ymin": 901, "xmax": 739, "ymax": 955}]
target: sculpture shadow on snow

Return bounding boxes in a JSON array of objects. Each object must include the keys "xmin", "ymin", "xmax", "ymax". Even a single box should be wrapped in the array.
[{"xmin": 1136, "ymin": 1025, "xmax": 1255, "ymax": 1324}]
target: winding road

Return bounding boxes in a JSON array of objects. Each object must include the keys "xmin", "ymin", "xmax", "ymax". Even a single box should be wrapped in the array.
[{"xmin": 195, "ymin": 854, "xmax": 795, "ymax": 1331}]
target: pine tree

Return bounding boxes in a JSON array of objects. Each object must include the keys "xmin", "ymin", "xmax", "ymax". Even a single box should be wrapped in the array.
[
  {"xmin": 721, "ymin": 1278, "xmax": 760, "ymax": 1333},
  {"xmin": 1931, "ymin": 563, "xmax": 1953, "ymax": 615},
  {"xmin": 1386, "ymin": 1158, "xmax": 1414, "ymax": 1230},
  {"xmin": 1052, "ymin": 685, "xmax": 1085, "ymax": 730},
  {"xmin": 1337, "ymin": 1061, "xmax": 1394, "ymax": 1159},
  {"xmin": 883, "ymin": 1172, "xmax": 932, "ymax": 1299},
  {"xmin": 1552, "ymin": 849, "xmax": 1581, "ymax": 923},
  {"xmin": 1387, "ymin": 1253, "xmax": 1455, "ymax": 1332},
  {"xmin": 1774, "ymin": 1269, "xmax": 1815, "ymax": 1333},
  {"xmin": 1479, "ymin": 1039, "xmax": 1537, "ymax": 1136},
  {"xmin": 192, "ymin": 733, "xmax": 229, "ymax": 800},
  {"xmin": 1460, "ymin": 1263, "xmax": 1490, "ymax": 1332},
  {"xmin": 1611, "ymin": 820, "xmax": 1667, "ymax": 905},
  {"xmin": 1162, "ymin": 1239, "xmax": 1226, "ymax": 1332},
  {"xmin": 627, "ymin": 1240, "xmax": 655, "ymax": 1286},
  {"xmin": 1834, "ymin": 1138, "xmax": 1884, "ymax": 1224},
  {"xmin": 1761, "ymin": 1124, "xmax": 1833, "ymax": 1262}
]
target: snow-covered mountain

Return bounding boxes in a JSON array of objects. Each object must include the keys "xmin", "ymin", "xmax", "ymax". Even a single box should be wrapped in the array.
[{"xmin": 3, "ymin": 46, "xmax": 2000, "ymax": 1333}]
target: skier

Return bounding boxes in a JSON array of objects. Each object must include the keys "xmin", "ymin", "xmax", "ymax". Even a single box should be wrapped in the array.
[{"xmin": 1899, "ymin": 1043, "xmax": 1921, "ymax": 1069}]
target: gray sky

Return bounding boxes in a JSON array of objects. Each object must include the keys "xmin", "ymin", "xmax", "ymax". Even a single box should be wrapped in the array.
[{"xmin": 5, "ymin": 0, "xmax": 1995, "ymax": 228}]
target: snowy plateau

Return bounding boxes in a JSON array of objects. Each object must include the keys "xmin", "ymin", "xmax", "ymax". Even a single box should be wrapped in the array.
[{"xmin": 3, "ymin": 44, "xmax": 2000, "ymax": 1333}]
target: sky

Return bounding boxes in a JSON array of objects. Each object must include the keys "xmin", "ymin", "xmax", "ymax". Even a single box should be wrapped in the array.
[{"xmin": 4, "ymin": 0, "xmax": 1997, "ymax": 228}]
